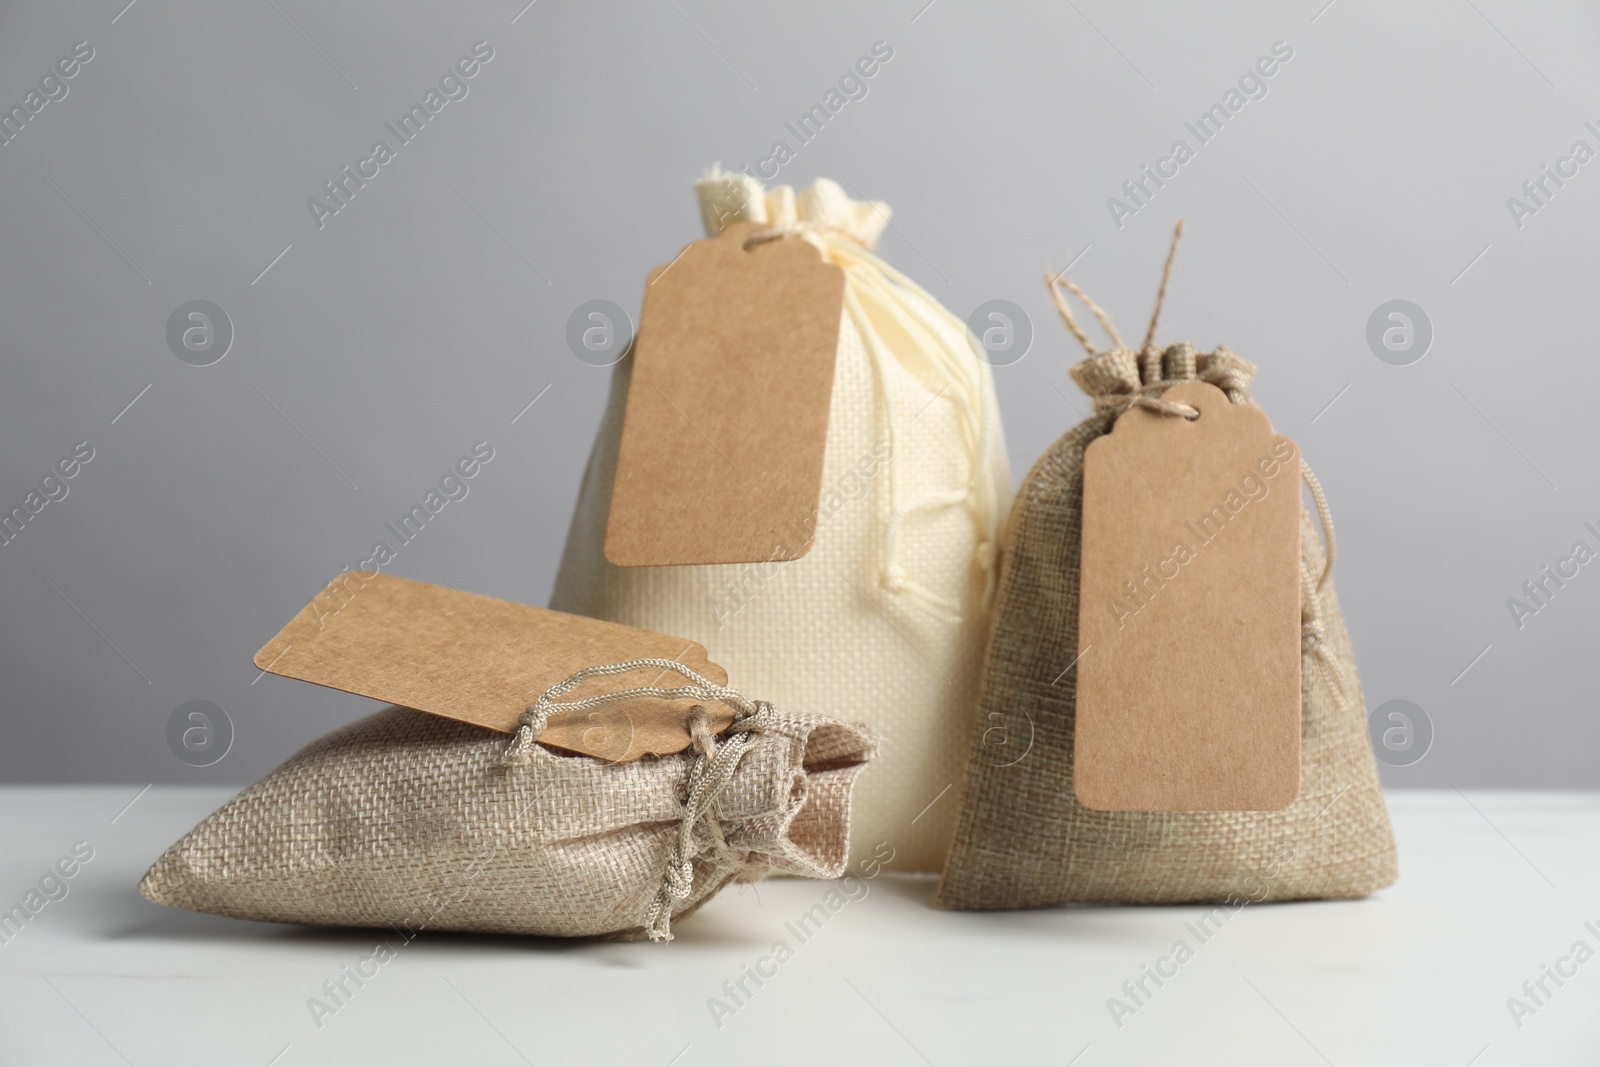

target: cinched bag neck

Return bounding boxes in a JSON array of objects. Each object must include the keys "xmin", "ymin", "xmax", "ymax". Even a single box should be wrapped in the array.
[
  {"xmin": 1070, "ymin": 343, "xmax": 1258, "ymax": 413},
  {"xmin": 696, "ymin": 170, "xmax": 890, "ymax": 249},
  {"xmin": 502, "ymin": 658, "xmax": 775, "ymax": 943},
  {"xmin": 1050, "ymin": 220, "xmax": 1257, "ymax": 414}
]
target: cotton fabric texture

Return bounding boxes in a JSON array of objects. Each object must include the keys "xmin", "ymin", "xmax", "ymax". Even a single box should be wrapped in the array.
[
  {"xmin": 938, "ymin": 344, "xmax": 1398, "ymax": 909},
  {"xmin": 140, "ymin": 704, "xmax": 876, "ymax": 940},
  {"xmin": 550, "ymin": 172, "xmax": 1010, "ymax": 872}
]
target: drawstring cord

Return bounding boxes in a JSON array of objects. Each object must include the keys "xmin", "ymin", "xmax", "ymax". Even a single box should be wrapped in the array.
[
  {"xmin": 843, "ymin": 247, "xmax": 1003, "ymax": 618},
  {"xmin": 1296, "ymin": 460, "xmax": 1349, "ymax": 705},
  {"xmin": 718, "ymin": 202, "xmax": 1005, "ymax": 623},
  {"xmin": 1047, "ymin": 219, "xmax": 1350, "ymax": 708},
  {"xmin": 502, "ymin": 658, "xmax": 774, "ymax": 942},
  {"xmin": 1142, "ymin": 218, "xmax": 1185, "ymax": 351},
  {"xmin": 1047, "ymin": 220, "xmax": 1199, "ymax": 422}
]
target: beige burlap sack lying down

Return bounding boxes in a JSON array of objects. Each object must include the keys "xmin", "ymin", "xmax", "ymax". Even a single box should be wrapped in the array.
[
  {"xmin": 938, "ymin": 237, "xmax": 1397, "ymax": 910},
  {"xmin": 142, "ymin": 690, "xmax": 876, "ymax": 941}
]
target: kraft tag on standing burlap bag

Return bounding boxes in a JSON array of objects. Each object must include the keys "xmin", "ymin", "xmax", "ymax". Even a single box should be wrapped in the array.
[
  {"xmin": 141, "ymin": 573, "xmax": 878, "ymax": 941},
  {"xmin": 1075, "ymin": 379, "xmax": 1302, "ymax": 811},
  {"xmin": 938, "ymin": 222, "xmax": 1397, "ymax": 908}
]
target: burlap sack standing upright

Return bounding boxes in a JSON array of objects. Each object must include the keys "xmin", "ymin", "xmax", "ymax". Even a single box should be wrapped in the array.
[
  {"xmin": 552, "ymin": 172, "xmax": 1010, "ymax": 871},
  {"xmin": 938, "ymin": 230, "xmax": 1397, "ymax": 908}
]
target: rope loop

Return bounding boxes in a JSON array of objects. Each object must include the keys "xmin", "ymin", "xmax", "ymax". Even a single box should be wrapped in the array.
[
  {"xmin": 499, "ymin": 658, "xmax": 775, "ymax": 942},
  {"xmin": 1045, "ymin": 221, "xmax": 1352, "ymax": 707}
]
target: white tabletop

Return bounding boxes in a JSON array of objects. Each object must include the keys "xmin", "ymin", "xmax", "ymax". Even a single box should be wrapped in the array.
[{"xmin": 1, "ymin": 787, "xmax": 1595, "ymax": 1066}]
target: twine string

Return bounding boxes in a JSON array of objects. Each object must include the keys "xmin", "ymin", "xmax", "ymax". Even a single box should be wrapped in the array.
[
  {"xmin": 1047, "ymin": 269, "xmax": 1125, "ymax": 356},
  {"xmin": 742, "ymin": 221, "xmax": 864, "ymax": 251},
  {"xmin": 501, "ymin": 658, "xmax": 774, "ymax": 942},
  {"xmin": 1142, "ymin": 219, "xmax": 1186, "ymax": 351},
  {"xmin": 1045, "ymin": 219, "xmax": 1349, "ymax": 705},
  {"xmin": 735, "ymin": 206, "xmax": 1004, "ymax": 624}
]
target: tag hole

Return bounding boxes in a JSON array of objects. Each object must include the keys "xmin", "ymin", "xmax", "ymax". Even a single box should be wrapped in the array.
[{"xmin": 1186, "ymin": 410, "xmax": 1201, "ymax": 421}]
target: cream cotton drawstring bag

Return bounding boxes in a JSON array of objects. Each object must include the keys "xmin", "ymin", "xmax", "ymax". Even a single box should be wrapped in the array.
[{"xmin": 551, "ymin": 172, "xmax": 1010, "ymax": 871}]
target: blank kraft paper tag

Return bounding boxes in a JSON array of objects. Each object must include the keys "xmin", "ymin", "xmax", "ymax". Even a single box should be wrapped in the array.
[
  {"xmin": 254, "ymin": 573, "xmax": 733, "ymax": 762},
  {"xmin": 1075, "ymin": 381, "xmax": 1302, "ymax": 811},
  {"xmin": 605, "ymin": 220, "xmax": 846, "ymax": 567}
]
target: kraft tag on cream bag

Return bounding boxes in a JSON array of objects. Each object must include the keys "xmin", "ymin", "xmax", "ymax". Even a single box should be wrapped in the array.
[
  {"xmin": 551, "ymin": 170, "xmax": 1011, "ymax": 872},
  {"xmin": 608, "ymin": 220, "xmax": 846, "ymax": 567}
]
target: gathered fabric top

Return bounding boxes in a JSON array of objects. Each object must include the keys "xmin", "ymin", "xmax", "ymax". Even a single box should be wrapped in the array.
[{"xmin": 696, "ymin": 169, "xmax": 890, "ymax": 250}]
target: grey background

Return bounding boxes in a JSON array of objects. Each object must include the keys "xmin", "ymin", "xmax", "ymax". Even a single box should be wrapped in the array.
[{"xmin": 1, "ymin": 0, "xmax": 1593, "ymax": 788}]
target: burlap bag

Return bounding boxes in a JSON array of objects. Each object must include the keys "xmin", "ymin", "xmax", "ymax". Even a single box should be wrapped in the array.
[
  {"xmin": 938, "ymin": 237, "xmax": 1397, "ymax": 909},
  {"xmin": 552, "ymin": 171, "xmax": 1009, "ymax": 871},
  {"xmin": 142, "ymin": 668, "xmax": 877, "ymax": 941}
]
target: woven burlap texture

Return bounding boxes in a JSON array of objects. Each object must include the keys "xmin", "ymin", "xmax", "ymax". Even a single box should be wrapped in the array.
[
  {"xmin": 141, "ymin": 705, "xmax": 877, "ymax": 940},
  {"xmin": 938, "ymin": 343, "xmax": 1398, "ymax": 909},
  {"xmin": 550, "ymin": 172, "xmax": 1010, "ymax": 872}
]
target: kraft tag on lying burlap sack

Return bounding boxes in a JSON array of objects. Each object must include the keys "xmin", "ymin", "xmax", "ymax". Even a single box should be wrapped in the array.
[
  {"xmin": 252, "ymin": 571, "xmax": 735, "ymax": 761},
  {"xmin": 143, "ymin": 576, "xmax": 878, "ymax": 941},
  {"xmin": 938, "ymin": 222, "xmax": 1397, "ymax": 909}
]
